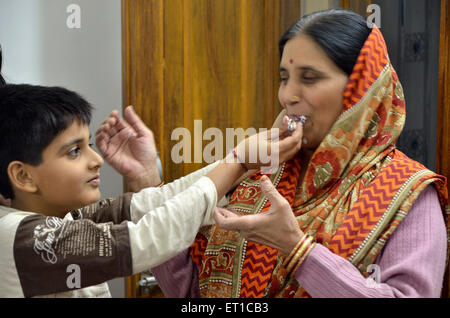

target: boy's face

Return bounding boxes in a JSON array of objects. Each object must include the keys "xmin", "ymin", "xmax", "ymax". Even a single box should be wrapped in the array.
[{"xmin": 27, "ymin": 121, "xmax": 104, "ymax": 216}]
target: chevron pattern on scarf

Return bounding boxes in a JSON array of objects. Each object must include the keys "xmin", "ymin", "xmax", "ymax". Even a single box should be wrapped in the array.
[
  {"xmin": 343, "ymin": 26, "xmax": 389, "ymax": 111},
  {"xmin": 327, "ymin": 151, "xmax": 433, "ymax": 259}
]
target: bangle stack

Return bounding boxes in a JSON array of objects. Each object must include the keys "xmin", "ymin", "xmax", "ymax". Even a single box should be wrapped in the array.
[{"xmin": 283, "ymin": 235, "xmax": 316, "ymax": 276}]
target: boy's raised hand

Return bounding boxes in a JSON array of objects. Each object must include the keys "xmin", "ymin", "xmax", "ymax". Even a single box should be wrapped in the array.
[{"xmin": 96, "ymin": 106, "xmax": 161, "ymax": 190}]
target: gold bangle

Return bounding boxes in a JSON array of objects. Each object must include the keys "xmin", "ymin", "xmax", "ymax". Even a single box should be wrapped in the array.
[
  {"xmin": 283, "ymin": 235, "xmax": 308, "ymax": 267},
  {"xmin": 286, "ymin": 236, "xmax": 313, "ymax": 273},
  {"xmin": 292, "ymin": 242, "xmax": 315, "ymax": 274}
]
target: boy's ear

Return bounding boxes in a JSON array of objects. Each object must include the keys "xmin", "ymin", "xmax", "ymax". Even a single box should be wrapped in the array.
[{"xmin": 7, "ymin": 161, "xmax": 38, "ymax": 194}]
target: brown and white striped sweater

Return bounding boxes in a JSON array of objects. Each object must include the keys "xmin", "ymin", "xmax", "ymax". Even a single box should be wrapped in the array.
[{"xmin": 0, "ymin": 162, "xmax": 222, "ymax": 298}]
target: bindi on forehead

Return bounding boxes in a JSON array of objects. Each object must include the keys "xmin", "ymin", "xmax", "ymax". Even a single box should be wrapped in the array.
[{"xmin": 289, "ymin": 59, "xmax": 294, "ymax": 64}]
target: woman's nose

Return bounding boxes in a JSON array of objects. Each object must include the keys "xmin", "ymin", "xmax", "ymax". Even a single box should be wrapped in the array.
[
  {"xmin": 282, "ymin": 93, "xmax": 301, "ymax": 108},
  {"xmin": 280, "ymin": 84, "xmax": 301, "ymax": 108}
]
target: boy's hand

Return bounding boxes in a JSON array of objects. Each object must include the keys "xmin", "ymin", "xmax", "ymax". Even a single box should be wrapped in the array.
[
  {"xmin": 231, "ymin": 114, "xmax": 302, "ymax": 172},
  {"xmin": 96, "ymin": 106, "xmax": 161, "ymax": 190}
]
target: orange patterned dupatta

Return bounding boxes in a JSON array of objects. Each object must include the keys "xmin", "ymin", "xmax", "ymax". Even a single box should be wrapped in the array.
[{"xmin": 189, "ymin": 26, "xmax": 450, "ymax": 298}]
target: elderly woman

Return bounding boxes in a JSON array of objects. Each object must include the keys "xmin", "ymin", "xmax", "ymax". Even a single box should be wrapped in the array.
[
  {"xmin": 97, "ymin": 9, "xmax": 448, "ymax": 298},
  {"xmin": 147, "ymin": 9, "xmax": 449, "ymax": 298}
]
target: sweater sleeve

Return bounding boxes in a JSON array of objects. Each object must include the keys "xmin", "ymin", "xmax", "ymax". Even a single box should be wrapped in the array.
[
  {"xmin": 129, "ymin": 161, "xmax": 220, "ymax": 223},
  {"xmin": 294, "ymin": 185, "xmax": 448, "ymax": 298}
]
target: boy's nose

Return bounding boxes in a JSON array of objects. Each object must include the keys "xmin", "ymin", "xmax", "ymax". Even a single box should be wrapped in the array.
[{"xmin": 89, "ymin": 149, "xmax": 104, "ymax": 170}]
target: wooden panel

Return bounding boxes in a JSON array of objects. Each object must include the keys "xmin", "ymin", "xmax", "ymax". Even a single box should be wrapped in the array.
[
  {"xmin": 121, "ymin": 0, "xmax": 165, "ymax": 298},
  {"xmin": 340, "ymin": 0, "xmax": 372, "ymax": 15},
  {"xmin": 122, "ymin": 0, "xmax": 300, "ymax": 298},
  {"xmin": 123, "ymin": 0, "xmax": 300, "ymax": 183},
  {"xmin": 122, "ymin": 0, "xmax": 166, "ymax": 181},
  {"xmin": 437, "ymin": 0, "xmax": 450, "ymax": 299}
]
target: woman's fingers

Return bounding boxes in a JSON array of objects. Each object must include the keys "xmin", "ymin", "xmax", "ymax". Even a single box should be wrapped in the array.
[
  {"xmin": 278, "ymin": 115, "xmax": 291, "ymax": 139},
  {"xmin": 260, "ymin": 175, "xmax": 289, "ymax": 210},
  {"xmin": 278, "ymin": 122, "xmax": 303, "ymax": 156},
  {"xmin": 214, "ymin": 207, "xmax": 252, "ymax": 231},
  {"xmin": 95, "ymin": 131, "xmax": 109, "ymax": 154},
  {"xmin": 96, "ymin": 110, "xmax": 120, "ymax": 138},
  {"xmin": 124, "ymin": 105, "xmax": 150, "ymax": 137}
]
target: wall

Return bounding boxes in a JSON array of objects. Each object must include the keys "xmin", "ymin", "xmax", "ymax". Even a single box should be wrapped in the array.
[{"xmin": 0, "ymin": 0, "xmax": 124, "ymax": 297}]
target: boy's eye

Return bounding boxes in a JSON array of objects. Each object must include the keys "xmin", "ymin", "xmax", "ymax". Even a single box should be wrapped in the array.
[{"xmin": 67, "ymin": 146, "xmax": 81, "ymax": 159}]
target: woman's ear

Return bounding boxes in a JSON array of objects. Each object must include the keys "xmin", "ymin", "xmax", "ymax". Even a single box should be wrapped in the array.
[{"xmin": 7, "ymin": 161, "xmax": 38, "ymax": 194}]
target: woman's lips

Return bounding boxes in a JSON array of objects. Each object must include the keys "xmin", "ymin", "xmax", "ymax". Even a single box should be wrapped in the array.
[{"xmin": 287, "ymin": 115, "xmax": 308, "ymax": 132}]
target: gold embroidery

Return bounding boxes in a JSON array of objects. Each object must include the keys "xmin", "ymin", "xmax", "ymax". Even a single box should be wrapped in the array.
[{"xmin": 313, "ymin": 162, "xmax": 333, "ymax": 189}]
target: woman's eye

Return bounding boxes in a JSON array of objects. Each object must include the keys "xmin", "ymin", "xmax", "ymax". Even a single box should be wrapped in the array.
[
  {"xmin": 68, "ymin": 146, "xmax": 81, "ymax": 159},
  {"xmin": 302, "ymin": 73, "xmax": 319, "ymax": 83}
]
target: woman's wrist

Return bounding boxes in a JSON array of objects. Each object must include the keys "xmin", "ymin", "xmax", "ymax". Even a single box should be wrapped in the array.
[
  {"xmin": 126, "ymin": 168, "xmax": 162, "ymax": 192},
  {"xmin": 282, "ymin": 234, "xmax": 316, "ymax": 277}
]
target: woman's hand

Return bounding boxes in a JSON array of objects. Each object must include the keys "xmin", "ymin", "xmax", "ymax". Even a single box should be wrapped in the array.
[
  {"xmin": 95, "ymin": 106, "xmax": 161, "ymax": 190},
  {"xmin": 231, "ymin": 115, "xmax": 303, "ymax": 171},
  {"xmin": 214, "ymin": 175, "xmax": 304, "ymax": 256}
]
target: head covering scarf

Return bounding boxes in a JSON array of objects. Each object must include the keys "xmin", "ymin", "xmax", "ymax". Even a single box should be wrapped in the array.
[{"xmin": 190, "ymin": 26, "xmax": 449, "ymax": 298}]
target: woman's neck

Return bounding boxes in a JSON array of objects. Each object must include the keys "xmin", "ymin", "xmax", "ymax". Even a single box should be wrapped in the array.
[
  {"xmin": 300, "ymin": 148, "xmax": 314, "ymax": 163},
  {"xmin": 298, "ymin": 149, "xmax": 314, "ymax": 185}
]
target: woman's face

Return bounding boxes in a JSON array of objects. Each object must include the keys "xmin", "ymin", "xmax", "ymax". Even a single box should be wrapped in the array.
[{"xmin": 278, "ymin": 33, "xmax": 349, "ymax": 153}]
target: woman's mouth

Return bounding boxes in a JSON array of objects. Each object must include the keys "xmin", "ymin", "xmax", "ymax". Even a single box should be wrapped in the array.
[{"xmin": 287, "ymin": 115, "xmax": 308, "ymax": 132}]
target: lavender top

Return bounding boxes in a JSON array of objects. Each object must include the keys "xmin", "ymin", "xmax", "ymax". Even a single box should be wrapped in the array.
[{"xmin": 151, "ymin": 185, "xmax": 447, "ymax": 298}]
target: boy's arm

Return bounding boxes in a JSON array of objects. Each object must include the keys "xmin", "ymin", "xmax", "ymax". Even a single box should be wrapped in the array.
[
  {"xmin": 128, "ymin": 161, "xmax": 221, "ymax": 222},
  {"xmin": 74, "ymin": 161, "xmax": 221, "ymax": 225},
  {"xmin": 71, "ymin": 193, "xmax": 134, "ymax": 224},
  {"xmin": 1, "ymin": 175, "xmax": 217, "ymax": 297}
]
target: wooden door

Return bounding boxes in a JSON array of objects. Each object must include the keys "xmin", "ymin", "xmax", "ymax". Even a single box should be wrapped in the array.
[
  {"xmin": 437, "ymin": 0, "xmax": 450, "ymax": 299},
  {"xmin": 341, "ymin": 0, "xmax": 372, "ymax": 14},
  {"xmin": 122, "ymin": 0, "xmax": 301, "ymax": 298}
]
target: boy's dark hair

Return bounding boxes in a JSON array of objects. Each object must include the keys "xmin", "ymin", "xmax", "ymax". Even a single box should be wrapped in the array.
[
  {"xmin": 0, "ymin": 45, "xmax": 6, "ymax": 87},
  {"xmin": 0, "ymin": 84, "xmax": 93, "ymax": 199}
]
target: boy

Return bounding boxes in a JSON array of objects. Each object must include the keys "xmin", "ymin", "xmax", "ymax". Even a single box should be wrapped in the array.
[{"xmin": 0, "ymin": 84, "xmax": 226, "ymax": 297}]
